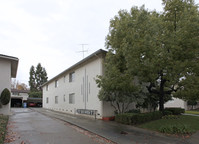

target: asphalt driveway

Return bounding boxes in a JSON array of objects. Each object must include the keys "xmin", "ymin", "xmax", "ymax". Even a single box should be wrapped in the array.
[
  {"xmin": 5, "ymin": 108, "xmax": 198, "ymax": 144},
  {"xmin": 5, "ymin": 108, "xmax": 111, "ymax": 144}
]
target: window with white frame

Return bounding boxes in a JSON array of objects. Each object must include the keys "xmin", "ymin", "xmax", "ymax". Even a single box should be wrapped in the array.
[
  {"xmin": 55, "ymin": 80, "xmax": 58, "ymax": 88},
  {"xmin": 46, "ymin": 97, "xmax": 49, "ymax": 103},
  {"xmin": 55, "ymin": 96, "xmax": 58, "ymax": 104},
  {"xmin": 63, "ymin": 94, "xmax": 66, "ymax": 102},
  {"xmin": 69, "ymin": 72, "xmax": 75, "ymax": 82},
  {"xmin": 46, "ymin": 85, "xmax": 49, "ymax": 91},
  {"xmin": 69, "ymin": 93, "xmax": 75, "ymax": 104},
  {"xmin": 64, "ymin": 76, "xmax": 66, "ymax": 83}
]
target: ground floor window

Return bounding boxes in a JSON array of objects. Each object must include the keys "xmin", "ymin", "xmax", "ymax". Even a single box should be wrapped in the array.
[
  {"xmin": 69, "ymin": 93, "xmax": 75, "ymax": 104},
  {"xmin": 63, "ymin": 94, "xmax": 66, "ymax": 102},
  {"xmin": 46, "ymin": 97, "xmax": 49, "ymax": 103},
  {"xmin": 55, "ymin": 96, "xmax": 58, "ymax": 104}
]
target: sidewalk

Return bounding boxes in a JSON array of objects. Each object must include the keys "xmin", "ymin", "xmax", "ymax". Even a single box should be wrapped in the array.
[
  {"xmin": 32, "ymin": 108, "xmax": 196, "ymax": 144},
  {"xmin": 183, "ymin": 113, "xmax": 199, "ymax": 117}
]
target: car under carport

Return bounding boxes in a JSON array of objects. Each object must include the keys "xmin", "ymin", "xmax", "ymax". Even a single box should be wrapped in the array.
[{"xmin": 11, "ymin": 97, "xmax": 23, "ymax": 107}]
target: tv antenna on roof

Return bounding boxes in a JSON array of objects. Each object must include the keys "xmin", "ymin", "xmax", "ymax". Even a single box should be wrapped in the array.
[{"xmin": 78, "ymin": 44, "xmax": 88, "ymax": 58}]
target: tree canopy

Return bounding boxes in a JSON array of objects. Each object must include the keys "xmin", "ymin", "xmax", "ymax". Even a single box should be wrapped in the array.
[
  {"xmin": 96, "ymin": 51, "xmax": 142, "ymax": 113},
  {"xmin": 29, "ymin": 63, "xmax": 48, "ymax": 97},
  {"xmin": 11, "ymin": 79, "xmax": 28, "ymax": 90},
  {"xmin": 97, "ymin": 0, "xmax": 199, "ymax": 112}
]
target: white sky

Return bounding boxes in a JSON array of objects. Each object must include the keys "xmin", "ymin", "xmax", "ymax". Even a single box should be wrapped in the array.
[{"xmin": 0, "ymin": 0, "xmax": 199, "ymax": 85}]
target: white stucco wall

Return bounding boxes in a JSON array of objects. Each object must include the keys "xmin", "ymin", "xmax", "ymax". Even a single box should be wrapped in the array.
[
  {"xmin": 19, "ymin": 93, "xmax": 29, "ymax": 101},
  {"xmin": 164, "ymin": 98, "xmax": 187, "ymax": 110},
  {"xmin": 11, "ymin": 92, "xmax": 29, "ymax": 101},
  {"xmin": 43, "ymin": 57, "xmax": 105, "ymax": 118},
  {"xmin": 102, "ymin": 101, "xmax": 137, "ymax": 117},
  {"xmin": 0, "ymin": 59, "xmax": 11, "ymax": 115}
]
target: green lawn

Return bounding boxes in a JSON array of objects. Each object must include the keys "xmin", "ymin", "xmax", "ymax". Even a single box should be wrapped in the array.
[
  {"xmin": 138, "ymin": 115, "xmax": 199, "ymax": 135},
  {"xmin": 0, "ymin": 115, "xmax": 8, "ymax": 144},
  {"xmin": 185, "ymin": 110, "xmax": 199, "ymax": 115}
]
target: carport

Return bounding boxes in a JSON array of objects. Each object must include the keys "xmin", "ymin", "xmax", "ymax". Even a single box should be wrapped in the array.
[{"xmin": 11, "ymin": 98, "xmax": 23, "ymax": 107}]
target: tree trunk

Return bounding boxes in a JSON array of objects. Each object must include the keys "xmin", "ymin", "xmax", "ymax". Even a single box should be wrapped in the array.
[
  {"xmin": 159, "ymin": 94, "xmax": 164, "ymax": 112},
  {"xmin": 159, "ymin": 77, "xmax": 165, "ymax": 112}
]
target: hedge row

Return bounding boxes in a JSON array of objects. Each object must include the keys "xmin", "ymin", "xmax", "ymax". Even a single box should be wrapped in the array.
[
  {"xmin": 115, "ymin": 111, "xmax": 163, "ymax": 125},
  {"xmin": 164, "ymin": 108, "xmax": 185, "ymax": 115}
]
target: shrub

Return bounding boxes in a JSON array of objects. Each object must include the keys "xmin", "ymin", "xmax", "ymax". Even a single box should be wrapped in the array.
[
  {"xmin": 159, "ymin": 124, "xmax": 194, "ymax": 135},
  {"xmin": 115, "ymin": 113, "xmax": 136, "ymax": 125},
  {"xmin": 163, "ymin": 110, "xmax": 173, "ymax": 116},
  {"xmin": 29, "ymin": 91, "xmax": 42, "ymax": 98},
  {"xmin": 115, "ymin": 111, "xmax": 163, "ymax": 125},
  {"xmin": 0, "ymin": 88, "xmax": 11, "ymax": 105},
  {"xmin": 125, "ymin": 109, "xmax": 140, "ymax": 113},
  {"xmin": 164, "ymin": 108, "xmax": 185, "ymax": 115},
  {"xmin": 162, "ymin": 115, "xmax": 180, "ymax": 119},
  {"xmin": 187, "ymin": 100, "xmax": 197, "ymax": 106}
]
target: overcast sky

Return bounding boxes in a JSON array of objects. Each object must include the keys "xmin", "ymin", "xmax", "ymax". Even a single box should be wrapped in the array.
[{"xmin": 0, "ymin": 0, "xmax": 199, "ymax": 86}]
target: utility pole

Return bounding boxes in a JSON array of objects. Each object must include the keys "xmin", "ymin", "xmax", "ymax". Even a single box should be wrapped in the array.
[{"xmin": 78, "ymin": 44, "xmax": 88, "ymax": 58}]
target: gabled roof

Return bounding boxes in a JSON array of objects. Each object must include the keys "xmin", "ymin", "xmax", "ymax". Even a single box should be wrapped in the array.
[
  {"xmin": 42, "ymin": 49, "xmax": 107, "ymax": 87},
  {"xmin": 0, "ymin": 54, "xmax": 19, "ymax": 78},
  {"xmin": 11, "ymin": 89, "xmax": 30, "ymax": 94}
]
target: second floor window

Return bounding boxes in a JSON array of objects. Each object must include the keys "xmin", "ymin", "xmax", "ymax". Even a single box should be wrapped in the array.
[
  {"xmin": 64, "ymin": 76, "xmax": 66, "ymax": 83},
  {"xmin": 46, "ymin": 97, "xmax": 49, "ymax": 103},
  {"xmin": 46, "ymin": 85, "xmax": 49, "ymax": 91},
  {"xmin": 69, "ymin": 72, "xmax": 75, "ymax": 82},
  {"xmin": 55, "ymin": 80, "xmax": 58, "ymax": 88}
]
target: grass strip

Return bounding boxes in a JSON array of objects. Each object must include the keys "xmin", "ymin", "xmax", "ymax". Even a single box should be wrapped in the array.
[
  {"xmin": 0, "ymin": 115, "xmax": 8, "ymax": 144},
  {"xmin": 185, "ymin": 111, "xmax": 199, "ymax": 115},
  {"xmin": 139, "ymin": 115, "xmax": 199, "ymax": 135}
]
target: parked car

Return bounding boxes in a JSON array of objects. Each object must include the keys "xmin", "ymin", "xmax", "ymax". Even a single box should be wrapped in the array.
[
  {"xmin": 28, "ymin": 102, "xmax": 36, "ymax": 107},
  {"xmin": 36, "ymin": 102, "xmax": 42, "ymax": 107}
]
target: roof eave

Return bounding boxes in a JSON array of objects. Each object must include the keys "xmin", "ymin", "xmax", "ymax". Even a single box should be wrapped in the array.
[
  {"xmin": 11, "ymin": 59, "xmax": 19, "ymax": 78},
  {"xmin": 41, "ymin": 49, "xmax": 107, "ymax": 87},
  {"xmin": 0, "ymin": 54, "xmax": 19, "ymax": 78}
]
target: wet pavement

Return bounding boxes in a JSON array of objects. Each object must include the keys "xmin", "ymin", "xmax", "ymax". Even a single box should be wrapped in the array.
[
  {"xmin": 32, "ymin": 108, "xmax": 197, "ymax": 144},
  {"xmin": 5, "ymin": 108, "xmax": 198, "ymax": 144},
  {"xmin": 5, "ymin": 108, "xmax": 113, "ymax": 144}
]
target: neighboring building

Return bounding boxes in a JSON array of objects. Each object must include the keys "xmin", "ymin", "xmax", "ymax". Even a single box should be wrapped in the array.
[
  {"xmin": 42, "ymin": 49, "xmax": 120, "ymax": 119},
  {"xmin": 165, "ymin": 98, "xmax": 199, "ymax": 110},
  {"xmin": 0, "ymin": 54, "xmax": 18, "ymax": 115},
  {"xmin": 11, "ymin": 89, "xmax": 29, "ymax": 107},
  {"xmin": 11, "ymin": 89, "xmax": 43, "ymax": 107}
]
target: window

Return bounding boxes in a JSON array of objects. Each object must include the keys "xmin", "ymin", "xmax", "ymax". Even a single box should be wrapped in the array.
[
  {"xmin": 55, "ymin": 96, "xmax": 58, "ymax": 104},
  {"xmin": 69, "ymin": 72, "xmax": 75, "ymax": 82},
  {"xmin": 12, "ymin": 92, "xmax": 19, "ymax": 95},
  {"xmin": 46, "ymin": 97, "xmax": 49, "ymax": 103},
  {"xmin": 89, "ymin": 82, "xmax": 90, "ymax": 94},
  {"xmin": 46, "ymin": 85, "xmax": 49, "ymax": 91},
  {"xmin": 64, "ymin": 76, "xmax": 66, "ymax": 83},
  {"xmin": 63, "ymin": 95, "xmax": 66, "ymax": 102},
  {"xmin": 69, "ymin": 93, "xmax": 75, "ymax": 104},
  {"xmin": 55, "ymin": 80, "xmax": 58, "ymax": 88}
]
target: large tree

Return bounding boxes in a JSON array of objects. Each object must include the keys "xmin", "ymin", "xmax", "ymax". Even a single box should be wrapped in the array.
[
  {"xmin": 105, "ymin": 0, "xmax": 199, "ymax": 112},
  {"xmin": 29, "ymin": 66, "xmax": 36, "ymax": 91},
  {"xmin": 96, "ymin": 50, "xmax": 142, "ymax": 113},
  {"xmin": 35, "ymin": 63, "xmax": 48, "ymax": 91},
  {"xmin": 29, "ymin": 63, "xmax": 48, "ymax": 96}
]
